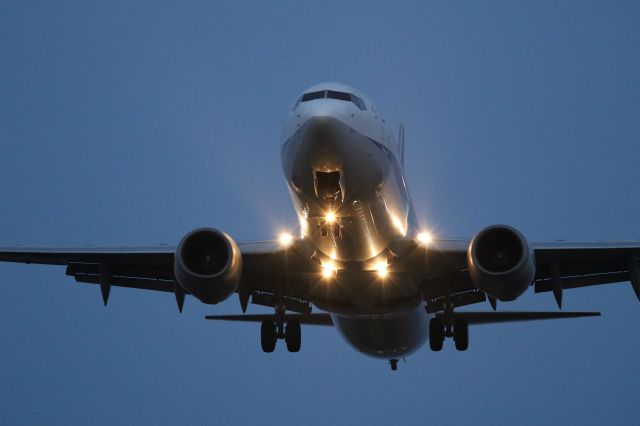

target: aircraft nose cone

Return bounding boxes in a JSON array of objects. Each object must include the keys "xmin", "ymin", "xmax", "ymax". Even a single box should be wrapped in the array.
[{"xmin": 300, "ymin": 117, "xmax": 347, "ymax": 171}]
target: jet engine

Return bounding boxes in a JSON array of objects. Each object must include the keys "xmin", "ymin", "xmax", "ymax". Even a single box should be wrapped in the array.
[
  {"xmin": 467, "ymin": 225, "xmax": 535, "ymax": 301},
  {"xmin": 174, "ymin": 228, "xmax": 242, "ymax": 304}
]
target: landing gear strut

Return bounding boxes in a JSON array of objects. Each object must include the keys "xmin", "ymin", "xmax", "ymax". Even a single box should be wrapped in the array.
[{"xmin": 428, "ymin": 317, "xmax": 469, "ymax": 351}]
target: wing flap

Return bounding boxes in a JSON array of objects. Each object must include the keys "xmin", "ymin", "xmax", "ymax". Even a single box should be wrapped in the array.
[{"xmin": 73, "ymin": 273, "xmax": 178, "ymax": 293}]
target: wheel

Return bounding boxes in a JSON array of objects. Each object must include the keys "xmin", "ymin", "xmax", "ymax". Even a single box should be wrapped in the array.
[
  {"xmin": 454, "ymin": 319, "xmax": 469, "ymax": 351},
  {"xmin": 285, "ymin": 319, "xmax": 301, "ymax": 352},
  {"xmin": 429, "ymin": 318, "xmax": 444, "ymax": 351},
  {"xmin": 261, "ymin": 320, "xmax": 277, "ymax": 353}
]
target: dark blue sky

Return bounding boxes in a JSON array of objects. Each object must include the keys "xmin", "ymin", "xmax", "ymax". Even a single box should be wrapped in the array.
[{"xmin": 1, "ymin": 1, "xmax": 640, "ymax": 425}]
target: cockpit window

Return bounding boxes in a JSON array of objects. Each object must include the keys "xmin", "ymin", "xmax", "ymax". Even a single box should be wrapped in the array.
[
  {"xmin": 327, "ymin": 90, "xmax": 367, "ymax": 111},
  {"xmin": 350, "ymin": 95, "xmax": 366, "ymax": 110},
  {"xmin": 301, "ymin": 91, "xmax": 326, "ymax": 102},
  {"xmin": 293, "ymin": 89, "xmax": 367, "ymax": 111},
  {"xmin": 327, "ymin": 90, "xmax": 351, "ymax": 101}
]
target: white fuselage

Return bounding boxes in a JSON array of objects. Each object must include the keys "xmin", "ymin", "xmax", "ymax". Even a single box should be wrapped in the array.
[{"xmin": 280, "ymin": 83, "xmax": 430, "ymax": 359}]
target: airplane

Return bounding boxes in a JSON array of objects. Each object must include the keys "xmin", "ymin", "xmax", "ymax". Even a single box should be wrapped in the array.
[{"xmin": 2, "ymin": 82, "xmax": 639, "ymax": 371}]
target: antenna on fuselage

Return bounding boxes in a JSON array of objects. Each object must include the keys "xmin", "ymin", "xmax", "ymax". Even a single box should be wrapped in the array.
[{"xmin": 398, "ymin": 123, "xmax": 405, "ymax": 167}]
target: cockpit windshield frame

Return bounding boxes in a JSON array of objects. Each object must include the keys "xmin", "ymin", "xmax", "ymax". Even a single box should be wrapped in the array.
[{"xmin": 292, "ymin": 89, "xmax": 367, "ymax": 111}]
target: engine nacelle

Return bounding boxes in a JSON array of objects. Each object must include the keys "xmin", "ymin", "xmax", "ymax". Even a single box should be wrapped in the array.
[
  {"xmin": 174, "ymin": 228, "xmax": 242, "ymax": 304},
  {"xmin": 467, "ymin": 225, "xmax": 535, "ymax": 301}
]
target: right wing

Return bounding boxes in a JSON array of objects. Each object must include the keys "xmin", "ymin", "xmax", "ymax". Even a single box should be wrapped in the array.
[{"xmin": 0, "ymin": 245, "xmax": 177, "ymax": 293}]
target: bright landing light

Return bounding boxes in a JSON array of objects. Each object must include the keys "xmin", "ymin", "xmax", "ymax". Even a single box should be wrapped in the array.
[
  {"xmin": 321, "ymin": 261, "xmax": 337, "ymax": 279},
  {"xmin": 279, "ymin": 232, "xmax": 293, "ymax": 247},
  {"xmin": 375, "ymin": 260, "xmax": 389, "ymax": 278},
  {"xmin": 417, "ymin": 232, "xmax": 432, "ymax": 246},
  {"xmin": 325, "ymin": 211, "xmax": 336, "ymax": 223}
]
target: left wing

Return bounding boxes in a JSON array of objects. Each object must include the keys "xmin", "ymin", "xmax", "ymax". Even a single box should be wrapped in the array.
[
  {"xmin": 419, "ymin": 239, "xmax": 640, "ymax": 311},
  {"xmin": 532, "ymin": 242, "xmax": 640, "ymax": 302}
]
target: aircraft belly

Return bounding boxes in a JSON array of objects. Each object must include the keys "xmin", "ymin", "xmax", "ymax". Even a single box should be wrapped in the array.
[{"xmin": 331, "ymin": 305, "xmax": 430, "ymax": 359}]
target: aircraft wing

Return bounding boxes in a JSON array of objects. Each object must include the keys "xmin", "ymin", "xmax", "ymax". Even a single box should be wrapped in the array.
[
  {"xmin": 4, "ymin": 238, "xmax": 640, "ymax": 314},
  {"xmin": 0, "ymin": 245, "xmax": 177, "ymax": 291},
  {"xmin": 0, "ymin": 240, "xmax": 310, "ymax": 312},
  {"xmin": 420, "ymin": 239, "xmax": 640, "ymax": 312}
]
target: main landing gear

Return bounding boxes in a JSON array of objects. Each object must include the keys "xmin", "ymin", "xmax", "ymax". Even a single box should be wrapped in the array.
[
  {"xmin": 260, "ymin": 318, "xmax": 302, "ymax": 353},
  {"xmin": 429, "ymin": 317, "xmax": 469, "ymax": 351}
]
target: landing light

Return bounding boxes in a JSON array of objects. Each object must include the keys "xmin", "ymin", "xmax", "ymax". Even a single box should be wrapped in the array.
[
  {"xmin": 375, "ymin": 260, "xmax": 389, "ymax": 279},
  {"xmin": 326, "ymin": 211, "xmax": 336, "ymax": 223},
  {"xmin": 321, "ymin": 261, "xmax": 337, "ymax": 279},
  {"xmin": 279, "ymin": 232, "xmax": 293, "ymax": 247},
  {"xmin": 417, "ymin": 232, "xmax": 432, "ymax": 246}
]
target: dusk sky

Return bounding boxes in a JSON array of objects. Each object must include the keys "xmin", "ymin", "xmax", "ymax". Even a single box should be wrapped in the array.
[{"xmin": 1, "ymin": 2, "xmax": 640, "ymax": 425}]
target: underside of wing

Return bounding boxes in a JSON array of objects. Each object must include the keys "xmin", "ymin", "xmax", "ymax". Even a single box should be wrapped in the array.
[
  {"xmin": 533, "ymin": 242, "xmax": 640, "ymax": 306},
  {"xmin": 0, "ymin": 246, "xmax": 177, "ymax": 288},
  {"xmin": 0, "ymin": 235, "xmax": 315, "ymax": 313},
  {"xmin": 416, "ymin": 236, "xmax": 640, "ymax": 313}
]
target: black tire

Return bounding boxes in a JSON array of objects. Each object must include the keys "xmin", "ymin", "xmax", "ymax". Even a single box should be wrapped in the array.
[
  {"xmin": 285, "ymin": 319, "xmax": 301, "ymax": 352},
  {"xmin": 454, "ymin": 319, "xmax": 469, "ymax": 351},
  {"xmin": 429, "ymin": 318, "xmax": 444, "ymax": 351},
  {"xmin": 261, "ymin": 320, "xmax": 277, "ymax": 353}
]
